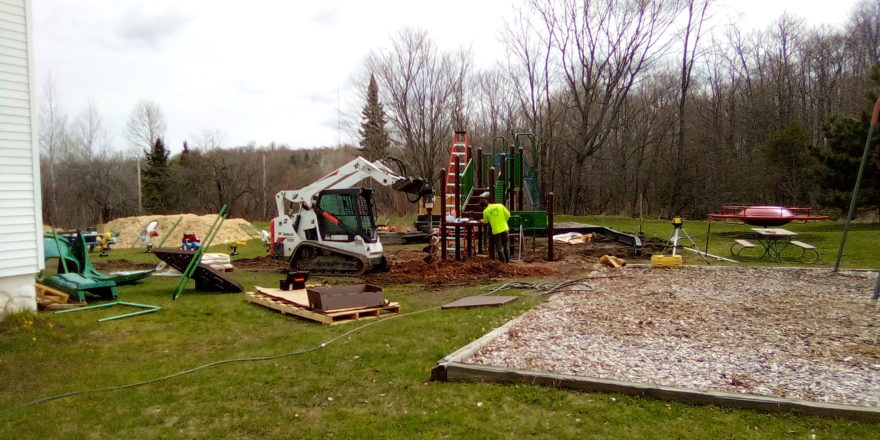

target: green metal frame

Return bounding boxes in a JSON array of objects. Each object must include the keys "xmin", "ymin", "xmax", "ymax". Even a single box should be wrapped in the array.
[
  {"xmin": 155, "ymin": 216, "xmax": 183, "ymax": 249},
  {"xmin": 172, "ymin": 205, "xmax": 228, "ymax": 300},
  {"xmin": 55, "ymin": 301, "xmax": 161, "ymax": 322},
  {"xmin": 508, "ymin": 211, "xmax": 548, "ymax": 230}
]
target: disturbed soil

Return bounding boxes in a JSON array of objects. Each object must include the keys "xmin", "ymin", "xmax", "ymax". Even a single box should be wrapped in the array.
[
  {"xmin": 91, "ymin": 236, "xmax": 644, "ymax": 286},
  {"xmin": 466, "ymin": 266, "xmax": 880, "ymax": 407},
  {"xmin": 91, "ymin": 259, "xmax": 160, "ymax": 271},
  {"xmin": 366, "ymin": 254, "xmax": 557, "ymax": 286}
]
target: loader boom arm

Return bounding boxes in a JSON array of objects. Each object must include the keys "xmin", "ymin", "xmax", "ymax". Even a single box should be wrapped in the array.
[{"xmin": 275, "ymin": 157, "xmax": 431, "ymax": 215}]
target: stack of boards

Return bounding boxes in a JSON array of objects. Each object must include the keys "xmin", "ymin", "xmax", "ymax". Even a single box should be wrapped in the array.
[{"xmin": 245, "ymin": 285, "xmax": 400, "ymax": 325}]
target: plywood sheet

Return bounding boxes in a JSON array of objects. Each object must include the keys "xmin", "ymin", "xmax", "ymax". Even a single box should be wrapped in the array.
[{"xmin": 441, "ymin": 296, "xmax": 518, "ymax": 310}]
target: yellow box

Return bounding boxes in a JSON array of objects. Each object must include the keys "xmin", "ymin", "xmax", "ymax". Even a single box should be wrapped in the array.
[{"xmin": 651, "ymin": 254, "xmax": 683, "ymax": 267}]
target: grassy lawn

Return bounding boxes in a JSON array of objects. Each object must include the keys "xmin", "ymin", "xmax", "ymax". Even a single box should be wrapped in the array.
[
  {"xmin": 2, "ymin": 218, "xmax": 878, "ymax": 439},
  {"xmin": 557, "ymin": 215, "xmax": 880, "ymax": 269}
]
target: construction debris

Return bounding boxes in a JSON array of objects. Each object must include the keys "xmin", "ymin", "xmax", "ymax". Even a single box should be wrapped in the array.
[
  {"xmin": 201, "ymin": 253, "xmax": 235, "ymax": 272},
  {"xmin": 152, "ymin": 249, "xmax": 243, "ymax": 293},
  {"xmin": 553, "ymin": 232, "xmax": 593, "ymax": 245},
  {"xmin": 597, "ymin": 255, "xmax": 626, "ymax": 268},
  {"xmin": 35, "ymin": 283, "xmax": 83, "ymax": 311},
  {"xmin": 245, "ymin": 286, "xmax": 399, "ymax": 325}
]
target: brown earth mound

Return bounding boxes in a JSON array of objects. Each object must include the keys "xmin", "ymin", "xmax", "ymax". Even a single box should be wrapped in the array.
[
  {"xmin": 95, "ymin": 214, "xmax": 260, "ymax": 249},
  {"xmin": 365, "ymin": 257, "xmax": 557, "ymax": 286}
]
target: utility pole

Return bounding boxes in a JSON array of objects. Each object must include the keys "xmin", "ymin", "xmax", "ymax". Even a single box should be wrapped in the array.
[
  {"xmin": 262, "ymin": 153, "xmax": 267, "ymax": 219},
  {"xmin": 137, "ymin": 156, "xmax": 142, "ymax": 213}
]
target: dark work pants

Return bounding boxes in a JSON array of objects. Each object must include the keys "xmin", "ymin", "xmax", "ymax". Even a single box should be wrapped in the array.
[{"xmin": 492, "ymin": 231, "xmax": 510, "ymax": 263}]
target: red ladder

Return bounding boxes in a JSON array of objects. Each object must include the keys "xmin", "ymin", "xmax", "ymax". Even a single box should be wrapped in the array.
[{"xmin": 444, "ymin": 131, "xmax": 470, "ymax": 216}]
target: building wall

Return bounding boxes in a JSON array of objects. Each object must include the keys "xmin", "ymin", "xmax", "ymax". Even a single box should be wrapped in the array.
[{"xmin": 0, "ymin": 0, "xmax": 41, "ymax": 318}]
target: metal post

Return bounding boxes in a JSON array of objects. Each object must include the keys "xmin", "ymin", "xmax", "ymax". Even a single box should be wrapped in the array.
[
  {"xmin": 834, "ymin": 97, "xmax": 880, "ymax": 272},
  {"xmin": 466, "ymin": 225, "xmax": 473, "ymax": 257},
  {"xmin": 487, "ymin": 167, "xmax": 496, "ymax": 260},
  {"xmin": 173, "ymin": 205, "xmax": 227, "ymax": 300},
  {"xmin": 454, "ymin": 156, "xmax": 462, "ymax": 262},
  {"xmin": 156, "ymin": 216, "xmax": 183, "ymax": 249},
  {"xmin": 547, "ymin": 192, "xmax": 555, "ymax": 261},
  {"xmin": 509, "ymin": 145, "xmax": 516, "ymax": 209},
  {"xmin": 440, "ymin": 168, "xmax": 447, "ymax": 261},
  {"xmin": 518, "ymin": 146, "xmax": 525, "ymax": 210},
  {"xmin": 476, "ymin": 146, "xmax": 485, "ymax": 255},
  {"xmin": 476, "ymin": 147, "xmax": 483, "ymax": 189},
  {"xmin": 873, "ymin": 272, "xmax": 880, "ymax": 300},
  {"xmin": 704, "ymin": 221, "xmax": 712, "ymax": 266},
  {"xmin": 136, "ymin": 157, "xmax": 142, "ymax": 214}
]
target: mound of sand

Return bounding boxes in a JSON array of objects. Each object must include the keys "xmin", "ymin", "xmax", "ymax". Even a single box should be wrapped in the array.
[{"xmin": 97, "ymin": 214, "xmax": 261, "ymax": 249}]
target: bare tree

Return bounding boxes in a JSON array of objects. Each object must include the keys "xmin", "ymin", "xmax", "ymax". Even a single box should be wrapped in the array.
[
  {"xmin": 125, "ymin": 100, "xmax": 166, "ymax": 213},
  {"xmin": 502, "ymin": 5, "xmax": 558, "ymax": 192},
  {"xmin": 38, "ymin": 75, "xmax": 71, "ymax": 225},
  {"xmin": 665, "ymin": 0, "xmax": 712, "ymax": 214},
  {"xmin": 530, "ymin": 0, "xmax": 686, "ymax": 160},
  {"xmin": 194, "ymin": 128, "xmax": 225, "ymax": 150},
  {"xmin": 72, "ymin": 102, "xmax": 110, "ymax": 161},
  {"xmin": 365, "ymin": 28, "xmax": 472, "ymax": 183},
  {"xmin": 126, "ymin": 100, "xmax": 167, "ymax": 155}
]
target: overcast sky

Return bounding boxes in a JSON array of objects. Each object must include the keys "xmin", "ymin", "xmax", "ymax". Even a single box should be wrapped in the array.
[{"xmin": 34, "ymin": 0, "xmax": 863, "ymax": 155}]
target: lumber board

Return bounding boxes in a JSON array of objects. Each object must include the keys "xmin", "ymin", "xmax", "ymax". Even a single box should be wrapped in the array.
[
  {"xmin": 35, "ymin": 282, "xmax": 69, "ymax": 302},
  {"xmin": 244, "ymin": 291, "xmax": 400, "ymax": 325}
]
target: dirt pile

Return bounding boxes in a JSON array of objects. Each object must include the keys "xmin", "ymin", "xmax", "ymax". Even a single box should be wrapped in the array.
[
  {"xmin": 366, "ymin": 257, "xmax": 557, "ymax": 286},
  {"xmin": 98, "ymin": 214, "xmax": 260, "ymax": 249}
]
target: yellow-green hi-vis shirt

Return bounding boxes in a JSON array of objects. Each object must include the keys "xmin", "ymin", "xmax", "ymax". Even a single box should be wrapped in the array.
[{"xmin": 482, "ymin": 203, "xmax": 511, "ymax": 235}]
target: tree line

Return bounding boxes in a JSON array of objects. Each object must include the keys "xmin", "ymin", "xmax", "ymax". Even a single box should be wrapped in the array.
[{"xmin": 40, "ymin": 0, "xmax": 880, "ymax": 228}]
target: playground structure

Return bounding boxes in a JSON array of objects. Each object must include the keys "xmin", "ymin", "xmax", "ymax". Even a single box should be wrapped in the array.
[
  {"xmin": 707, "ymin": 205, "xmax": 829, "ymax": 227},
  {"xmin": 429, "ymin": 131, "xmax": 642, "ymax": 262},
  {"xmin": 39, "ymin": 232, "xmax": 155, "ymax": 303}
]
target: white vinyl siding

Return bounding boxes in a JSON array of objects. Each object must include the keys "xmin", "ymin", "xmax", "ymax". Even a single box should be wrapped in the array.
[{"xmin": 0, "ymin": 0, "xmax": 41, "ymax": 278}]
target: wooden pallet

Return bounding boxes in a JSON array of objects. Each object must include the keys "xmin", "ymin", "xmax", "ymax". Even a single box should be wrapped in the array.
[
  {"xmin": 244, "ymin": 291, "xmax": 399, "ymax": 325},
  {"xmin": 35, "ymin": 283, "xmax": 86, "ymax": 310}
]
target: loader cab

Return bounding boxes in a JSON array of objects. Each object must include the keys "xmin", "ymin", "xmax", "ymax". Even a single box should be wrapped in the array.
[{"xmin": 315, "ymin": 188, "xmax": 379, "ymax": 243}]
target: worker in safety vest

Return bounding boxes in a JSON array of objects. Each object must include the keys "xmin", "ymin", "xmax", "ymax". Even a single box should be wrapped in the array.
[{"xmin": 479, "ymin": 199, "xmax": 511, "ymax": 263}]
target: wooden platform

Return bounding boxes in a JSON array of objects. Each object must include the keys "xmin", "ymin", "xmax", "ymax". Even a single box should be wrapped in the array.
[{"xmin": 245, "ymin": 286, "xmax": 400, "ymax": 325}]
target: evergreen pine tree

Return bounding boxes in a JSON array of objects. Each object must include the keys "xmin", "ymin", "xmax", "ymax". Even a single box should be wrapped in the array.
[
  {"xmin": 809, "ymin": 63, "xmax": 880, "ymax": 215},
  {"xmin": 142, "ymin": 137, "xmax": 172, "ymax": 214},
  {"xmin": 358, "ymin": 74, "xmax": 390, "ymax": 160}
]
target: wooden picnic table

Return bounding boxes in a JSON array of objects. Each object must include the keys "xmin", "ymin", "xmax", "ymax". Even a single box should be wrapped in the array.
[{"xmin": 750, "ymin": 228, "xmax": 798, "ymax": 261}]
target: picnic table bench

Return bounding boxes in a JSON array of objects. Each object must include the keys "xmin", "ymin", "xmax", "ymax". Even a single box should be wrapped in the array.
[{"xmin": 728, "ymin": 229, "xmax": 819, "ymax": 263}]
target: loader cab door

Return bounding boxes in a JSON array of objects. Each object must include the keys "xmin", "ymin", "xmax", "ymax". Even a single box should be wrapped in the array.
[{"xmin": 315, "ymin": 188, "xmax": 379, "ymax": 243}]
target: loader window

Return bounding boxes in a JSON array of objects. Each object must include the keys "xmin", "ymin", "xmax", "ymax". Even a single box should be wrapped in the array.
[{"xmin": 316, "ymin": 190, "xmax": 378, "ymax": 243}]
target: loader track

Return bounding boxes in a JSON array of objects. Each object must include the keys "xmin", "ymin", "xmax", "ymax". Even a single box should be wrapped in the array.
[{"xmin": 289, "ymin": 242, "xmax": 372, "ymax": 277}]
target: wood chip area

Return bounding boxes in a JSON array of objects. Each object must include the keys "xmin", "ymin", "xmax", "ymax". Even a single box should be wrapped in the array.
[{"xmin": 466, "ymin": 266, "xmax": 880, "ymax": 407}]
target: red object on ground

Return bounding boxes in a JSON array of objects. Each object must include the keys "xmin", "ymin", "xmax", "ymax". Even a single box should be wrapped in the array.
[{"xmin": 707, "ymin": 205, "xmax": 828, "ymax": 227}]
